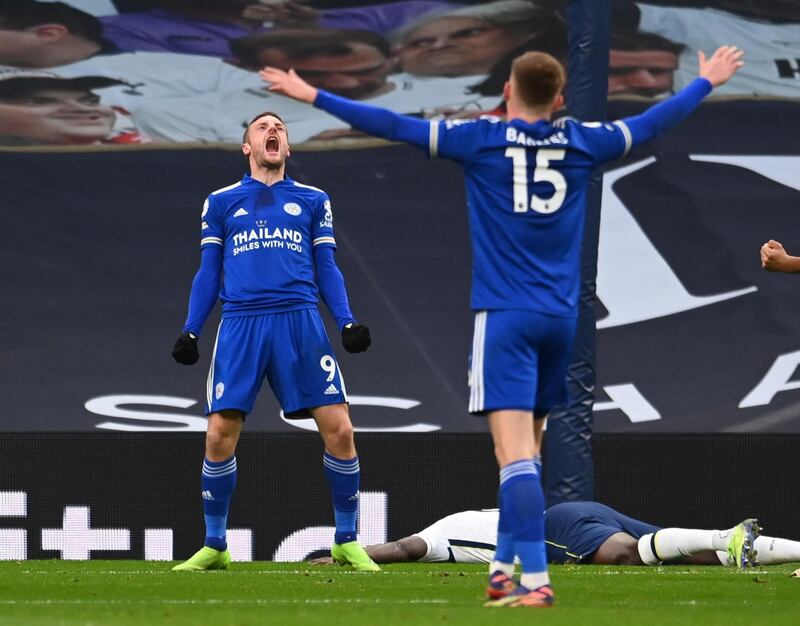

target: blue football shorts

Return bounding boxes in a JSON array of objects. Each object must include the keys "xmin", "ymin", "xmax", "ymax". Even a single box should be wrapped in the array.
[
  {"xmin": 545, "ymin": 502, "xmax": 661, "ymax": 564},
  {"xmin": 468, "ymin": 309, "xmax": 577, "ymax": 416},
  {"xmin": 205, "ymin": 307, "xmax": 347, "ymax": 417}
]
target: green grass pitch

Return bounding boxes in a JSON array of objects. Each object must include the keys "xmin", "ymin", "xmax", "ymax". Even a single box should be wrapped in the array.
[{"xmin": 1, "ymin": 561, "xmax": 798, "ymax": 626}]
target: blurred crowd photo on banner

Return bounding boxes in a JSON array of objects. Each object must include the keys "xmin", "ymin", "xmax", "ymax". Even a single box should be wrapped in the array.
[{"xmin": 0, "ymin": 0, "xmax": 797, "ymax": 147}]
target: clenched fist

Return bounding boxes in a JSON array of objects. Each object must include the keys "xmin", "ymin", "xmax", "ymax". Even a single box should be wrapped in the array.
[{"xmin": 761, "ymin": 240, "xmax": 800, "ymax": 273}]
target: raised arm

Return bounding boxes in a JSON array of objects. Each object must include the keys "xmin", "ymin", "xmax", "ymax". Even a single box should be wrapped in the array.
[
  {"xmin": 172, "ymin": 246, "xmax": 223, "ymax": 365},
  {"xmin": 259, "ymin": 67, "xmax": 431, "ymax": 149},
  {"xmin": 624, "ymin": 46, "xmax": 743, "ymax": 146}
]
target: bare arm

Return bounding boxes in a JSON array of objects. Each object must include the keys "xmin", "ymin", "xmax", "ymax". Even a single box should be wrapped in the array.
[
  {"xmin": 697, "ymin": 45, "xmax": 744, "ymax": 88},
  {"xmin": 309, "ymin": 536, "xmax": 428, "ymax": 565},
  {"xmin": 761, "ymin": 240, "xmax": 800, "ymax": 273},
  {"xmin": 621, "ymin": 46, "xmax": 744, "ymax": 150},
  {"xmin": 364, "ymin": 536, "xmax": 428, "ymax": 563}
]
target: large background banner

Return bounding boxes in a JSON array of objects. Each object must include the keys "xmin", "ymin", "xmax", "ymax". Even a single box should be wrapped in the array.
[
  {"xmin": 3, "ymin": 99, "xmax": 800, "ymax": 433},
  {"xmin": 1, "ymin": 433, "xmax": 797, "ymax": 560},
  {"xmin": 3, "ymin": 0, "xmax": 800, "ymax": 567},
  {"xmin": 2, "ymin": 0, "xmax": 800, "ymax": 433},
  {"xmin": 0, "ymin": 1, "xmax": 798, "ymax": 148}
]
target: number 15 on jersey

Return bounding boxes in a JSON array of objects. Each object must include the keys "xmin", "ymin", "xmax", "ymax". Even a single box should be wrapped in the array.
[{"xmin": 505, "ymin": 147, "xmax": 567, "ymax": 214}]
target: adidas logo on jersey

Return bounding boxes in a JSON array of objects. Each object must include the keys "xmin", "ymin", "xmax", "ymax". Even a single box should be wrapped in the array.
[
  {"xmin": 324, "ymin": 383, "xmax": 339, "ymax": 395},
  {"xmin": 233, "ymin": 208, "xmax": 249, "ymax": 217}
]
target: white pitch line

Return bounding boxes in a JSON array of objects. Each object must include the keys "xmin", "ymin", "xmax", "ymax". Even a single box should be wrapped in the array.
[
  {"xmin": 588, "ymin": 568, "xmax": 771, "ymax": 576},
  {"xmin": 0, "ymin": 598, "xmax": 450, "ymax": 606},
  {"xmin": 18, "ymin": 569, "xmax": 485, "ymax": 576}
]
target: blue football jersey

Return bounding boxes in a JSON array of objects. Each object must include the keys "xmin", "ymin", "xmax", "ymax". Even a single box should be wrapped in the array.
[
  {"xmin": 430, "ymin": 115, "xmax": 632, "ymax": 316},
  {"xmin": 200, "ymin": 174, "xmax": 336, "ymax": 316}
]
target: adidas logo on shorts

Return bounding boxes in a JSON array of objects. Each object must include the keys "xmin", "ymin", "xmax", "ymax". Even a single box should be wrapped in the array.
[{"xmin": 324, "ymin": 383, "xmax": 339, "ymax": 395}]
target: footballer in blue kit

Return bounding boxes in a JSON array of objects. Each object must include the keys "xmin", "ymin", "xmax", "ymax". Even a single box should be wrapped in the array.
[
  {"xmin": 262, "ymin": 45, "xmax": 744, "ymax": 606},
  {"xmin": 170, "ymin": 111, "xmax": 380, "ymax": 572},
  {"xmin": 198, "ymin": 173, "xmax": 348, "ymax": 416}
]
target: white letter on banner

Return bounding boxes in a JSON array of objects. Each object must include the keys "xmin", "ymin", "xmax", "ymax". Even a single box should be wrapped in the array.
[
  {"xmin": 596, "ymin": 158, "xmax": 756, "ymax": 328},
  {"xmin": 144, "ymin": 529, "xmax": 173, "ymax": 561},
  {"xmin": 739, "ymin": 350, "xmax": 800, "ymax": 408},
  {"xmin": 280, "ymin": 396, "xmax": 440, "ymax": 432},
  {"xmin": 86, "ymin": 395, "xmax": 207, "ymax": 431},
  {"xmin": 227, "ymin": 529, "xmax": 253, "ymax": 562},
  {"xmin": 273, "ymin": 491, "xmax": 387, "ymax": 562},
  {"xmin": 0, "ymin": 492, "xmax": 26, "ymax": 560},
  {"xmin": 41, "ymin": 506, "xmax": 129, "ymax": 560},
  {"xmin": 594, "ymin": 384, "xmax": 661, "ymax": 423}
]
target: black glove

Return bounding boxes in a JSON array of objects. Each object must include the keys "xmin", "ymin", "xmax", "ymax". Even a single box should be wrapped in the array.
[
  {"xmin": 341, "ymin": 323, "xmax": 371, "ymax": 353},
  {"xmin": 172, "ymin": 332, "xmax": 199, "ymax": 365}
]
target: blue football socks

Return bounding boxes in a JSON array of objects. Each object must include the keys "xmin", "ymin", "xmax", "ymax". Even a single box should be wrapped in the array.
[
  {"xmin": 492, "ymin": 489, "xmax": 515, "ymax": 575},
  {"xmin": 323, "ymin": 452, "xmax": 360, "ymax": 545},
  {"xmin": 499, "ymin": 459, "xmax": 549, "ymax": 585},
  {"xmin": 201, "ymin": 456, "xmax": 237, "ymax": 551}
]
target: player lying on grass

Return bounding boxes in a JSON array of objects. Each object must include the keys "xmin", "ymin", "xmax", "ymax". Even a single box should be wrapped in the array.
[{"xmin": 312, "ymin": 501, "xmax": 800, "ymax": 576}]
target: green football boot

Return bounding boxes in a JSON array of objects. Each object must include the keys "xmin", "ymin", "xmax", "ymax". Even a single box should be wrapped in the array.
[
  {"xmin": 726, "ymin": 519, "xmax": 761, "ymax": 569},
  {"xmin": 331, "ymin": 541, "xmax": 381, "ymax": 571},
  {"xmin": 172, "ymin": 546, "xmax": 232, "ymax": 571}
]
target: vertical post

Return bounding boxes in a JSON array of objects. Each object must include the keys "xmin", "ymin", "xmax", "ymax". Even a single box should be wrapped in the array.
[{"xmin": 544, "ymin": 0, "xmax": 612, "ymax": 505}]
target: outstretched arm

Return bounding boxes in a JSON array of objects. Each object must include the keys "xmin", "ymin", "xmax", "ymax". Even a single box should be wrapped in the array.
[
  {"xmin": 364, "ymin": 536, "xmax": 428, "ymax": 563},
  {"xmin": 623, "ymin": 46, "xmax": 744, "ymax": 147},
  {"xmin": 260, "ymin": 67, "xmax": 430, "ymax": 149},
  {"xmin": 309, "ymin": 536, "xmax": 428, "ymax": 565}
]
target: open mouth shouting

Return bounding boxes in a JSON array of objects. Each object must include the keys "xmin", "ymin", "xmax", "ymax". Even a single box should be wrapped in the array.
[
  {"xmin": 265, "ymin": 135, "xmax": 280, "ymax": 155},
  {"xmin": 244, "ymin": 113, "xmax": 288, "ymax": 169}
]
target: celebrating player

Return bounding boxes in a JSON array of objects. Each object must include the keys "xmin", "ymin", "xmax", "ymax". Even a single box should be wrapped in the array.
[
  {"xmin": 171, "ymin": 111, "xmax": 378, "ymax": 573},
  {"xmin": 260, "ymin": 45, "xmax": 744, "ymax": 606},
  {"xmin": 311, "ymin": 501, "xmax": 799, "ymax": 569}
]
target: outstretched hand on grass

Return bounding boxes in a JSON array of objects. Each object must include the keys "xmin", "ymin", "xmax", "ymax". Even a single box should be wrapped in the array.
[
  {"xmin": 260, "ymin": 67, "xmax": 318, "ymax": 103},
  {"xmin": 698, "ymin": 45, "xmax": 744, "ymax": 87}
]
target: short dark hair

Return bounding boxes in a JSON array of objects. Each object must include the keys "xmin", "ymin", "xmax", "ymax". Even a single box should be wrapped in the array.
[
  {"xmin": 242, "ymin": 111, "xmax": 286, "ymax": 144},
  {"xmin": 0, "ymin": 74, "xmax": 124, "ymax": 98},
  {"xmin": 231, "ymin": 28, "xmax": 390, "ymax": 69},
  {"xmin": 611, "ymin": 28, "xmax": 686, "ymax": 56},
  {"xmin": 0, "ymin": 0, "xmax": 106, "ymax": 46},
  {"xmin": 468, "ymin": 24, "xmax": 567, "ymax": 97}
]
